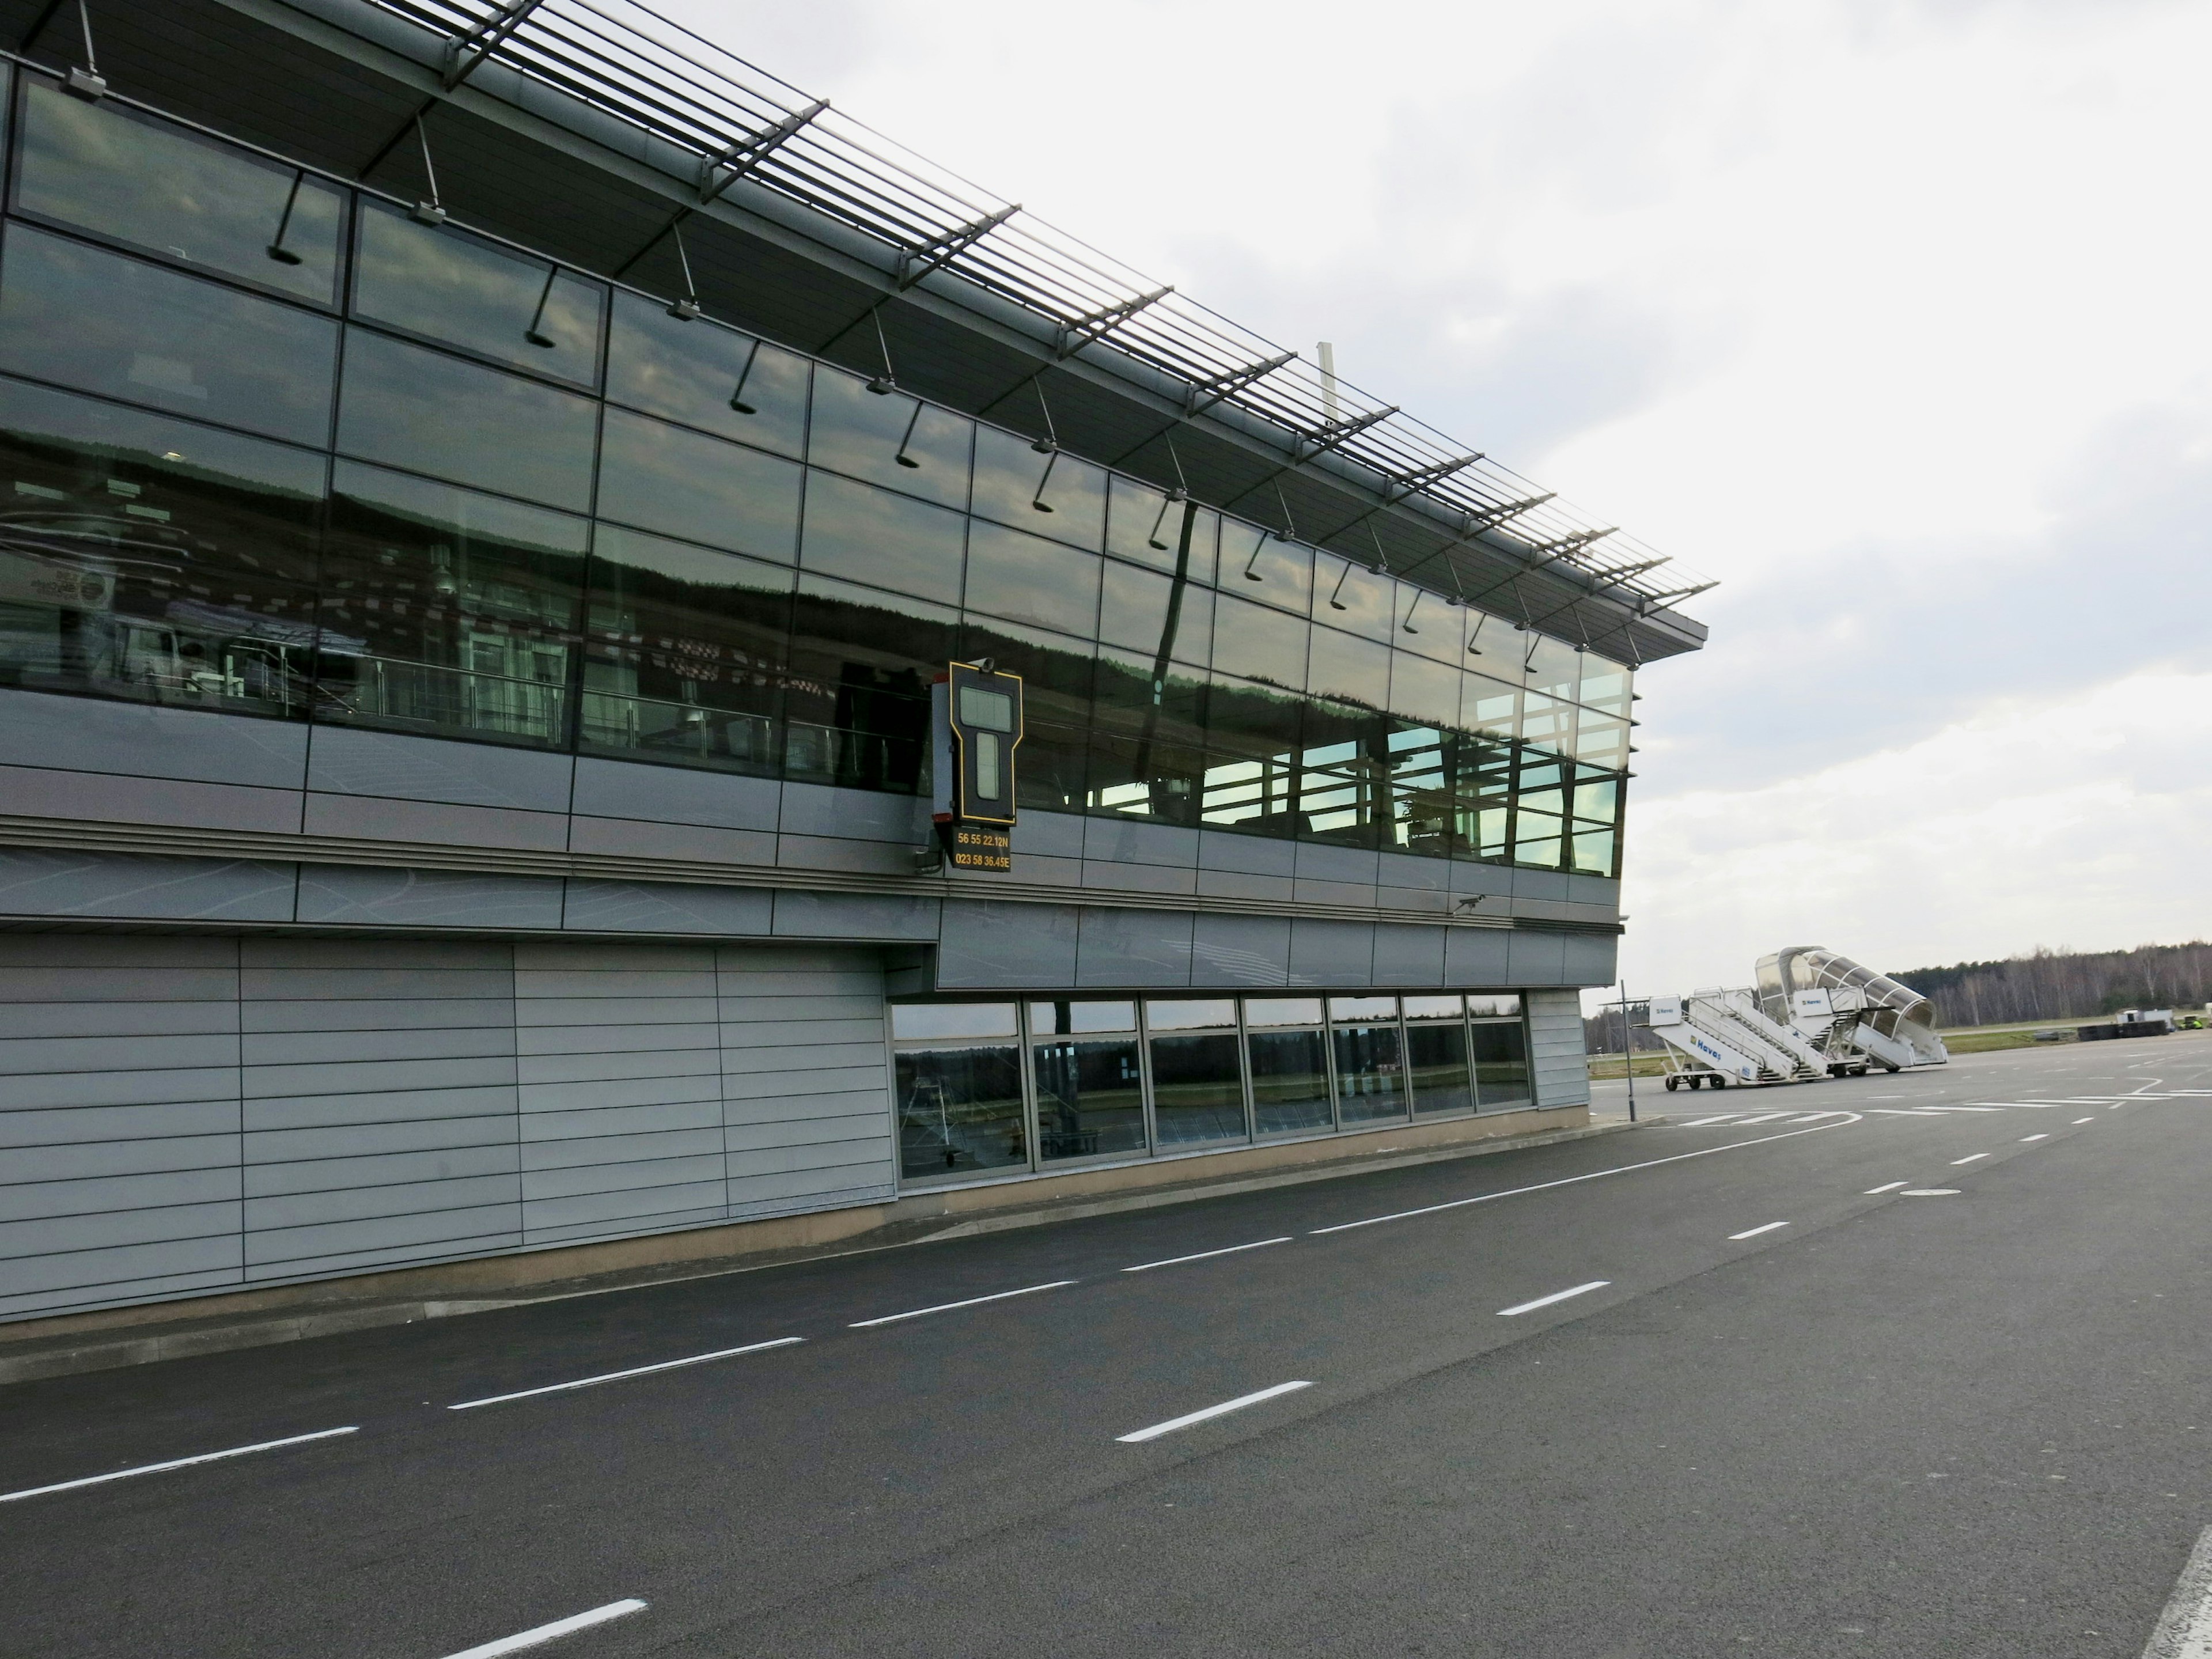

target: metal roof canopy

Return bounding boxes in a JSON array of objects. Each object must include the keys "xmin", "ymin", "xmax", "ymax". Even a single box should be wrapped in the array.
[{"xmin": 8, "ymin": 0, "xmax": 1712, "ymax": 666}]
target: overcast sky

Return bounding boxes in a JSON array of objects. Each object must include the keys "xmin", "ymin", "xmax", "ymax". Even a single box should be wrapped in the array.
[{"xmin": 668, "ymin": 0, "xmax": 2212, "ymax": 1004}]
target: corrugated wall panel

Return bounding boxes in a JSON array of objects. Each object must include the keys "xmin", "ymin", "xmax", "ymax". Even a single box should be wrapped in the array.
[{"xmin": 1526, "ymin": 987, "xmax": 1592, "ymax": 1110}]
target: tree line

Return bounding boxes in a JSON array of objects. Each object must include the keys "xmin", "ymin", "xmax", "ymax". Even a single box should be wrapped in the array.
[{"xmin": 1582, "ymin": 940, "xmax": 2212, "ymax": 1051}]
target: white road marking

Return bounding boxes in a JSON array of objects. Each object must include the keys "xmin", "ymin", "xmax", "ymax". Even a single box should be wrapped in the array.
[
  {"xmin": 2074, "ymin": 1117, "xmax": 2096, "ymax": 1124},
  {"xmin": 1926, "ymin": 1105, "xmax": 2005, "ymax": 1113},
  {"xmin": 1497, "ymin": 1280, "xmax": 1612, "ymax": 1316},
  {"xmin": 1728, "ymin": 1222, "xmax": 1790, "ymax": 1240},
  {"xmin": 438, "ymin": 1599, "xmax": 647, "ymax": 1659},
  {"xmin": 1950, "ymin": 1153, "xmax": 1989, "ymax": 1164},
  {"xmin": 1864, "ymin": 1181, "xmax": 1910, "ymax": 1194},
  {"xmin": 1732, "ymin": 1113, "xmax": 1790, "ymax": 1125},
  {"xmin": 1679, "ymin": 1115, "xmax": 1742, "ymax": 1127},
  {"xmin": 1122, "ymin": 1237, "xmax": 1291, "ymax": 1273},
  {"xmin": 2020, "ymin": 1134, "xmax": 2048, "ymax": 1142},
  {"xmin": 850, "ymin": 1280, "xmax": 1077, "ymax": 1328},
  {"xmin": 1308, "ymin": 1114, "xmax": 1861, "ymax": 1236},
  {"xmin": 448, "ymin": 1338, "xmax": 804, "ymax": 1411},
  {"xmin": 1870, "ymin": 1109, "xmax": 1946, "ymax": 1116},
  {"xmin": 2139, "ymin": 1521, "xmax": 2212, "ymax": 1659},
  {"xmin": 0, "ymin": 1426, "xmax": 358, "ymax": 1505},
  {"xmin": 1116, "ymin": 1381, "xmax": 1313, "ymax": 1444},
  {"xmin": 1900, "ymin": 1188, "xmax": 1961, "ymax": 1196}
]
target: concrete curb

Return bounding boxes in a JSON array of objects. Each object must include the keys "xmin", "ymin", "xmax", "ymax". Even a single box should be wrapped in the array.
[{"xmin": 0, "ymin": 1113, "xmax": 1660, "ymax": 1388}]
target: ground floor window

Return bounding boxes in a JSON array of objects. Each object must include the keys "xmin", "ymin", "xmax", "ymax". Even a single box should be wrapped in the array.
[{"xmin": 891, "ymin": 989, "xmax": 1543, "ymax": 1184}]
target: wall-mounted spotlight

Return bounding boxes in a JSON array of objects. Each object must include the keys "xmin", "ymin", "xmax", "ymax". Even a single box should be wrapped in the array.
[
  {"xmin": 524, "ymin": 264, "xmax": 560, "ymax": 349},
  {"xmin": 266, "ymin": 171, "xmax": 306, "ymax": 266},
  {"xmin": 728, "ymin": 339, "xmax": 762, "ymax": 415},
  {"xmin": 666, "ymin": 222, "xmax": 703, "ymax": 321},
  {"xmin": 410, "ymin": 115, "xmax": 447, "ymax": 226},
  {"xmin": 1146, "ymin": 486, "xmax": 1187, "ymax": 552},
  {"xmin": 895, "ymin": 398, "xmax": 924, "ymax": 469}
]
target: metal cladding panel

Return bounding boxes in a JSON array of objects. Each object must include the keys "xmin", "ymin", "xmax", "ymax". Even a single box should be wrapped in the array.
[
  {"xmin": 0, "ymin": 849, "xmax": 297, "ymax": 923},
  {"xmin": 1526, "ymin": 987, "xmax": 1592, "ymax": 1110},
  {"xmin": 1287, "ymin": 918, "xmax": 1376, "ymax": 988},
  {"xmin": 0, "ymin": 687, "xmax": 309, "ymax": 790},
  {"xmin": 1189, "ymin": 913, "xmax": 1293, "ymax": 990},
  {"xmin": 1075, "ymin": 907, "xmax": 1196, "ymax": 988},
  {"xmin": 936, "ymin": 899, "xmax": 1081, "ymax": 989}
]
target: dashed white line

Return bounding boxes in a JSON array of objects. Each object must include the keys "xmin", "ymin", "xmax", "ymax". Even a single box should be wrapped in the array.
[
  {"xmin": 850, "ymin": 1280, "xmax": 1077, "ymax": 1328},
  {"xmin": 1871, "ymin": 1109, "xmax": 1946, "ymax": 1116},
  {"xmin": 1679, "ymin": 1115, "xmax": 1741, "ymax": 1127},
  {"xmin": 1900, "ymin": 1188, "xmax": 1960, "ymax": 1196},
  {"xmin": 1732, "ymin": 1113, "xmax": 1790, "ymax": 1125},
  {"xmin": 1950, "ymin": 1153, "xmax": 1989, "ymax": 1165},
  {"xmin": 0, "ymin": 1426, "xmax": 358, "ymax": 1505},
  {"xmin": 448, "ymin": 1338, "xmax": 803, "ymax": 1411},
  {"xmin": 1497, "ymin": 1280, "xmax": 1611, "ymax": 1317},
  {"xmin": 2138, "ymin": 1521, "xmax": 2212, "ymax": 1659},
  {"xmin": 1728, "ymin": 1222, "xmax": 1790, "ymax": 1240},
  {"xmin": 1116, "ymin": 1381, "xmax": 1313, "ymax": 1444},
  {"xmin": 2020, "ymin": 1134, "xmax": 2048, "ymax": 1142},
  {"xmin": 2073, "ymin": 1118, "xmax": 2096, "ymax": 1124},
  {"xmin": 437, "ymin": 1599, "xmax": 648, "ymax": 1659},
  {"xmin": 1122, "ymin": 1238, "xmax": 1291, "ymax": 1273},
  {"xmin": 1863, "ymin": 1181, "xmax": 1910, "ymax": 1194}
]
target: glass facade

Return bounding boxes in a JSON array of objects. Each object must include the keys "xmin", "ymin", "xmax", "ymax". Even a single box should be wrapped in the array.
[
  {"xmin": 891, "ymin": 993, "xmax": 1531, "ymax": 1183},
  {"xmin": 0, "ymin": 67, "xmax": 1630, "ymax": 879}
]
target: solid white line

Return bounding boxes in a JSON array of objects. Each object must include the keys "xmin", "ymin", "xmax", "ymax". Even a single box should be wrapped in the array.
[
  {"xmin": 448, "ymin": 1338, "xmax": 803, "ymax": 1411},
  {"xmin": 1679, "ymin": 1115, "xmax": 1741, "ymax": 1127},
  {"xmin": 2138, "ymin": 1522, "xmax": 2212, "ymax": 1659},
  {"xmin": 438, "ymin": 1599, "xmax": 647, "ymax": 1659},
  {"xmin": 1900, "ymin": 1188, "xmax": 1960, "ymax": 1196},
  {"xmin": 1497, "ymin": 1280, "xmax": 1611, "ymax": 1317},
  {"xmin": 1727, "ymin": 1222, "xmax": 1789, "ymax": 1240},
  {"xmin": 1870, "ymin": 1109, "xmax": 1946, "ymax": 1116},
  {"xmin": 1308, "ymin": 1114, "xmax": 1860, "ymax": 1236},
  {"xmin": 1927, "ymin": 1105, "xmax": 2005, "ymax": 1113},
  {"xmin": 2074, "ymin": 1118, "xmax": 2096, "ymax": 1124},
  {"xmin": 1123, "ymin": 1237, "xmax": 1291, "ymax": 1273},
  {"xmin": 1732, "ymin": 1113, "xmax": 1790, "ymax": 1125},
  {"xmin": 0, "ymin": 1426, "xmax": 358, "ymax": 1505},
  {"xmin": 2020, "ymin": 1134, "xmax": 2048, "ymax": 1142},
  {"xmin": 1950, "ymin": 1153, "xmax": 1988, "ymax": 1165},
  {"xmin": 850, "ymin": 1280, "xmax": 1075, "ymax": 1328},
  {"xmin": 1863, "ymin": 1181, "xmax": 1910, "ymax": 1194},
  {"xmin": 1116, "ymin": 1381, "xmax": 1312, "ymax": 1444}
]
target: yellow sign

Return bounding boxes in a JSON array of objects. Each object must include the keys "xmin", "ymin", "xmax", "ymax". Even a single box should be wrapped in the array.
[{"xmin": 947, "ymin": 826, "xmax": 1012, "ymax": 872}]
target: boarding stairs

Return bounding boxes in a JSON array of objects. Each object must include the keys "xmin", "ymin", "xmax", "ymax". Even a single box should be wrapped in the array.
[{"xmin": 1645, "ymin": 988, "xmax": 1828, "ymax": 1089}]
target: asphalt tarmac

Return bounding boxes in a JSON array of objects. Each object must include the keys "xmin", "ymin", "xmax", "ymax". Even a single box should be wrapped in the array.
[{"xmin": 3, "ymin": 1035, "xmax": 2208, "ymax": 1658}]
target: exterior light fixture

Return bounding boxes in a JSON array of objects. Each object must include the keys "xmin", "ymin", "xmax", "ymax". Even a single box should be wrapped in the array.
[
  {"xmin": 728, "ymin": 339, "xmax": 762, "ymax": 414},
  {"xmin": 894, "ymin": 398, "xmax": 924, "ymax": 469},
  {"xmin": 666, "ymin": 222, "xmax": 703, "ymax": 320},
  {"xmin": 63, "ymin": 0, "xmax": 105, "ymax": 100},
  {"xmin": 524, "ymin": 264, "xmax": 560, "ymax": 348},
  {"xmin": 410, "ymin": 114, "xmax": 447, "ymax": 225},
  {"xmin": 266, "ymin": 171, "xmax": 306, "ymax": 265}
]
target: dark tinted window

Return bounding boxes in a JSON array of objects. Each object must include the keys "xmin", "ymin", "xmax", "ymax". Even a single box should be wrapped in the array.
[
  {"xmin": 596, "ymin": 407, "xmax": 801, "ymax": 563},
  {"xmin": 1315, "ymin": 553, "xmax": 1393, "ymax": 641},
  {"xmin": 1306, "ymin": 624, "xmax": 1390, "ymax": 711},
  {"xmin": 962, "ymin": 518, "xmax": 1099, "ymax": 636},
  {"xmin": 580, "ymin": 525, "xmax": 790, "ymax": 777},
  {"xmin": 604, "ymin": 291, "xmax": 806, "ymax": 456},
  {"xmin": 1225, "ymin": 522, "xmax": 1310, "ymax": 612},
  {"xmin": 351, "ymin": 203, "xmax": 604, "ymax": 388},
  {"xmin": 784, "ymin": 573, "xmax": 955, "ymax": 795},
  {"xmin": 959, "ymin": 615, "xmax": 1092, "ymax": 815},
  {"xmin": 0, "ymin": 378, "xmax": 323, "ymax": 715},
  {"xmin": 806, "ymin": 368, "xmax": 970, "ymax": 507},
  {"xmin": 1106, "ymin": 476, "xmax": 1216, "ymax": 579},
  {"xmin": 1099, "ymin": 558, "xmax": 1209, "ymax": 668},
  {"xmin": 317, "ymin": 461, "xmax": 585, "ymax": 749},
  {"xmin": 798, "ymin": 470, "xmax": 964, "ymax": 605},
  {"xmin": 13, "ymin": 78, "xmax": 344, "ymax": 305},
  {"xmin": 336, "ymin": 328, "xmax": 597, "ymax": 512},
  {"xmin": 970, "ymin": 425, "xmax": 1104, "ymax": 548},
  {"xmin": 0, "ymin": 224, "xmax": 337, "ymax": 446},
  {"xmin": 1211, "ymin": 591, "xmax": 1307, "ymax": 690},
  {"xmin": 1087, "ymin": 647, "xmax": 1205, "ymax": 824}
]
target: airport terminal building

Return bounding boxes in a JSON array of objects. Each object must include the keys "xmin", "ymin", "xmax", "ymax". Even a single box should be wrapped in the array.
[{"xmin": 0, "ymin": 0, "xmax": 1708, "ymax": 1324}]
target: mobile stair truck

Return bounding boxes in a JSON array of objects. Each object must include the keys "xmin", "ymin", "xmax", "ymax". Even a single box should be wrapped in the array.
[
  {"xmin": 1645, "ymin": 988, "xmax": 1830, "ymax": 1091},
  {"xmin": 1753, "ymin": 946, "xmax": 1949, "ymax": 1074}
]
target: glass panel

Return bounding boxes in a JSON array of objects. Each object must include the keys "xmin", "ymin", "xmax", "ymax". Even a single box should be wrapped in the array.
[
  {"xmin": 1086, "ymin": 647, "xmax": 1205, "ymax": 824},
  {"xmin": 336, "ymin": 328, "xmax": 597, "ymax": 512},
  {"xmin": 1300, "ymin": 702, "xmax": 1388, "ymax": 850},
  {"xmin": 1388, "ymin": 651, "xmax": 1459, "ymax": 730},
  {"xmin": 579, "ymin": 525, "xmax": 790, "ymax": 776},
  {"xmin": 896, "ymin": 1043, "xmax": 1025, "ymax": 1177},
  {"xmin": 1247, "ymin": 1027, "xmax": 1331, "ymax": 1136},
  {"xmin": 971, "ymin": 425, "xmax": 1104, "ymax": 549},
  {"xmin": 958, "ymin": 616, "xmax": 1090, "ymax": 814},
  {"xmin": 596, "ymin": 407, "xmax": 801, "ymax": 563},
  {"xmin": 1571, "ymin": 828, "xmax": 1617, "ymax": 876},
  {"xmin": 14, "ymin": 78, "xmax": 344, "ymax": 304},
  {"xmin": 351, "ymin": 202, "xmax": 604, "ymax": 387},
  {"xmin": 963, "ymin": 519, "xmax": 1100, "ymax": 637},
  {"xmin": 1472, "ymin": 1019, "xmax": 1532, "ymax": 1109},
  {"xmin": 1578, "ymin": 653, "xmax": 1633, "ymax": 715},
  {"xmin": 604, "ymin": 291, "xmax": 806, "ymax": 456},
  {"xmin": 783, "ymin": 573, "xmax": 953, "ymax": 794},
  {"xmin": 806, "ymin": 368, "xmax": 971, "ymax": 508},
  {"xmin": 1244, "ymin": 997, "xmax": 1324, "ymax": 1027},
  {"xmin": 1202, "ymin": 672, "xmax": 1305, "ymax": 838},
  {"xmin": 1210, "ymin": 592, "xmax": 1307, "ymax": 690},
  {"xmin": 1331, "ymin": 1022, "xmax": 1407, "ymax": 1126},
  {"xmin": 0, "ymin": 223, "xmax": 337, "ymax": 446},
  {"xmin": 1407, "ymin": 1020, "xmax": 1472, "ymax": 1117},
  {"xmin": 1145, "ymin": 998, "xmax": 1236, "ymax": 1030},
  {"xmin": 1463, "ymin": 671, "xmax": 1520, "ymax": 738},
  {"xmin": 1521, "ymin": 694, "xmax": 1574, "ymax": 755},
  {"xmin": 1222, "ymin": 520, "xmax": 1310, "ymax": 612},
  {"xmin": 1106, "ymin": 475, "xmax": 1216, "ymax": 578},
  {"xmin": 1402, "ymin": 994, "xmax": 1465, "ymax": 1021},
  {"xmin": 1523, "ymin": 632, "xmax": 1581, "ymax": 700},
  {"xmin": 1466, "ymin": 994, "xmax": 1522, "ymax": 1018},
  {"xmin": 1033, "ymin": 1036, "xmax": 1145, "ymax": 1161},
  {"xmin": 1028, "ymin": 999, "xmax": 1135, "ymax": 1033},
  {"xmin": 798, "ymin": 469, "xmax": 964, "ymax": 606},
  {"xmin": 1313, "ymin": 554, "xmax": 1392, "ymax": 641},
  {"xmin": 0, "ymin": 377, "xmax": 323, "ymax": 715},
  {"xmin": 1099, "ymin": 559, "xmax": 1209, "ymax": 667},
  {"xmin": 1399, "ymin": 587, "xmax": 1467, "ymax": 662},
  {"xmin": 1147, "ymin": 1031, "xmax": 1246, "ymax": 1146},
  {"xmin": 892, "ymin": 1003, "xmax": 1018, "ymax": 1040},
  {"xmin": 1573, "ymin": 778, "xmax": 1619, "ymax": 823},
  {"xmin": 1573, "ymin": 714, "xmax": 1628, "ymax": 768},
  {"xmin": 317, "ymin": 461, "xmax": 585, "ymax": 748},
  {"xmin": 1330, "ymin": 995, "xmax": 1399, "ymax": 1021},
  {"xmin": 1386, "ymin": 721, "xmax": 1453, "ymax": 858},
  {"xmin": 1306, "ymin": 624, "xmax": 1389, "ymax": 711}
]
